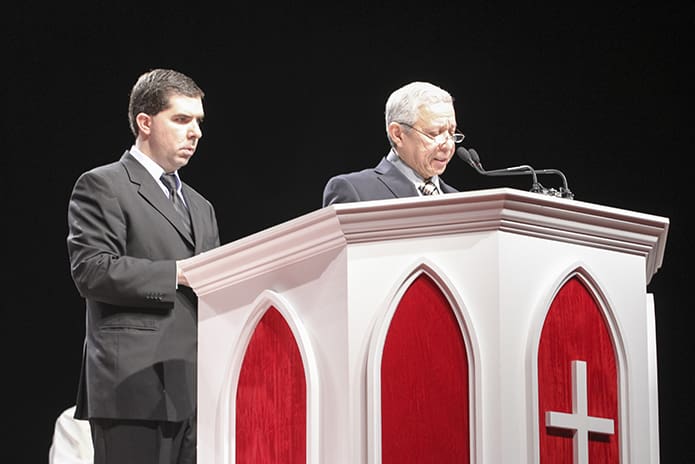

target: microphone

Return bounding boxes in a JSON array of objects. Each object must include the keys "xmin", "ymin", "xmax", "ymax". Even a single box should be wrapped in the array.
[
  {"xmin": 456, "ymin": 147, "xmax": 574, "ymax": 199},
  {"xmin": 532, "ymin": 167, "xmax": 573, "ymax": 199},
  {"xmin": 456, "ymin": 147, "xmax": 543, "ymax": 193},
  {"xmin": 462, "ymin": 147, "xmax": 484, "ymax": 171}
]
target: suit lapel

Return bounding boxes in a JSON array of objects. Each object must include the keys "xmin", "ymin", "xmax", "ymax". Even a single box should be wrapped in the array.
[
  {"xmin": 375, "ymin": 156, "xmax": 459, "ymax": 196},
  {"xmin": 374, "ymin": 157, "xmax": 419, "ymax": 198},
  {"xmin": 120, "ymin": 152, "xmax": 195, "ymax": 247},
  {"xmin": 439, "ymin": 180, "xmax": 457, "ymax": 194}
]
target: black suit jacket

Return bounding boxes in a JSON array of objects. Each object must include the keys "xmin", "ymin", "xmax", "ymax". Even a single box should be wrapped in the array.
[
  {"xmin": 322, "ymin": 156, "xmax": 458, "ymax": 206},
  {"xmin": 67, "ymin": 151, "xmax": 220, "ymax": 422}
]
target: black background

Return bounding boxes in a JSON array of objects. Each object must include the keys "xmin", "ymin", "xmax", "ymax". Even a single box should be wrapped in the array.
[{"xmin": 5, "ymin": 3, "xmax": 693, "ymax": 462}]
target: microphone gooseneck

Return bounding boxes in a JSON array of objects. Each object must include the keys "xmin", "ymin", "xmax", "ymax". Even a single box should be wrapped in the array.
[
  {"xmin": 456, "ymin": 147, "xmax": 574, "ymax": 199},
  {"xmin": 456, "ymin": 147, "xmax": 542, "ymax": 192}
]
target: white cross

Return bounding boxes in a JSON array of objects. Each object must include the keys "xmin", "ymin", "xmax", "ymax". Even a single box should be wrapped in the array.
[{"xmin": 545, "ymin": 360, "xmax": 615, "ymax": 464}]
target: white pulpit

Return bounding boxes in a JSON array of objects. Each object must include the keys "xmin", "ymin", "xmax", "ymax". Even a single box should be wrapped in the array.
[{"xmin": 180, "ymin": 188, "xmax": 668, "ymax": 463}]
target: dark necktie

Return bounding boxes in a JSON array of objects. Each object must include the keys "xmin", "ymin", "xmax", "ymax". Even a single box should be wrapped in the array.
[
  {"xmin": 419, "ymin": 179, "xmax": 440, "ymax": 196},
  {"xmin": 160, "ymin": 173, "xmax": 192, "ymax": 237}
]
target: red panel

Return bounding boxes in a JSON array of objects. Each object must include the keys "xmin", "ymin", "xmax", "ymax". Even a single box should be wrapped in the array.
[
  {"xmin": 538, "ymin": 277, "xmax": 619, "ymax": 462},
  {"xmin": 381, "ymin": 274, "xmax": 470, "ymax": 463},
  {"xmin": 235, "ymin": 306, "xmax": 306, "ymax": 463}
]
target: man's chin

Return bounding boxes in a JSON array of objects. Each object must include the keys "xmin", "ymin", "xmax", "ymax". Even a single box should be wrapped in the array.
[
  {"xmin": 430, "ymin": 161, "xmax": 449, "ymax": 174},
  {"xmin": 176, "ymin": 156, "xmax": 192, "ymax": 168}
]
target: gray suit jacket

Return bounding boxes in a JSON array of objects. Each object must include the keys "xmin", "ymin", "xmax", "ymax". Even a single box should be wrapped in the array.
[
  {"xmin": 322, "ymin": 156, "xmax": 458, "ymax": 206},
  {"xmin": 67, "ymin": 151, "xmax": 220, "ymax": 422}
]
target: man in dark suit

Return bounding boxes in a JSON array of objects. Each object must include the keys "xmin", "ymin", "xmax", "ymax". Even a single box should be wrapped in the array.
[
  {"xmin": 67, "ymin": 68, "xmax": 220, "ymax": 464},
  {"xmin": 323, "ymin": 81, "xmax": 465, "ymax": 205}
]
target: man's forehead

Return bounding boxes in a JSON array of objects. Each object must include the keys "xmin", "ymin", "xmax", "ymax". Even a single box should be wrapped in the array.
[
  {"xmin": 163, "ymin": 95, "xmax": 204, "ymax": 115},
  {"xmin": 418, "ymin": 102, "xmax": 456, "ymax": 125}
]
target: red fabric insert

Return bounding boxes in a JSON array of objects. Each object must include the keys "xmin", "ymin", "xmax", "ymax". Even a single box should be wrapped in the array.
[
  {"xmin": 538, "ymin": 277, "xmax": 619, "ymax": 462},
  {"xmin": 235, "ymin": 306, "xmax": 306, "ymax": 463},
  {"xmin": 381, "ymin": 274, "xmax": 470, "ymax": 463}
]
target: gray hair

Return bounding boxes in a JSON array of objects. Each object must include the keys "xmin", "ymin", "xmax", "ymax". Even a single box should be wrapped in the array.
[{"xmin": 384, "ymin": 81, "xmax": 453, "ymax": 146}]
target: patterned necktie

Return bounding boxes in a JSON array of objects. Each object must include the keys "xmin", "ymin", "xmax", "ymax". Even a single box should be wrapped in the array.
[
  {"xmin": 419, "ymin": 179, "xmax": 440, "ymax": 196},
  {"xmin": 160, "ymin": 173, "xmax": 192, "ymax": 237}
]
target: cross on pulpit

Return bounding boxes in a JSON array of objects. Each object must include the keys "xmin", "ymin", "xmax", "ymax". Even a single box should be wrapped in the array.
[{"xmin": 545, "ymin": 360, "xmax": 615, "ymax": 464}]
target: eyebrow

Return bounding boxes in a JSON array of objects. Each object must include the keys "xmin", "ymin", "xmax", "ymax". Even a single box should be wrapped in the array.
[
  {"xmin": 425, "ymin": 123, "xmax": 456, "ymax": 132},
  {"xmin": 172, "ymin": 112, "xmax": 204, "ymax": 121}
]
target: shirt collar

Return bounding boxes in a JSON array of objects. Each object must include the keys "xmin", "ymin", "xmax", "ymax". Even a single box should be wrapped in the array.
[
  {"xmin": 129, "ymin": 145, "xmax": 182, "ymax": 192},
  {"xmin": 386, "ymin": 149, "xmax": 441, "ymax": 193}
]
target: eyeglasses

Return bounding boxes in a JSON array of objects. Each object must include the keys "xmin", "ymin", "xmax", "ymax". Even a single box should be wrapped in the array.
[{"xmin": 398, "ymin": 122, "xmax": 465, "ymax": 145}]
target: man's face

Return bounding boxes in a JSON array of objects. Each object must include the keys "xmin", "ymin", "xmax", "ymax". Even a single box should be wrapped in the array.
[
  {"xmin": 142, "ymin": 94, "xmax": 204, "ymax": 173},
  {"xmin": 393, "ymin": 102, "xmax": 457, "ymax": 179}
]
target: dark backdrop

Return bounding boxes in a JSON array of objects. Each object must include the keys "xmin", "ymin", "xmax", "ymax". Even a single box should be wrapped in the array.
[{"xmin": 5, "ymin": 4, "xmax": 693, "ymax": 462}]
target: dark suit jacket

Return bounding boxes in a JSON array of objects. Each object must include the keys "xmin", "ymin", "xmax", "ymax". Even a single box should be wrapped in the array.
[
  {"xmin": 67, "ymin": 151, "xmax": 220, "ymax": 422},
  {"xmin": 322, "ymin": 156, "xmax": 458, "ymax": 206}
]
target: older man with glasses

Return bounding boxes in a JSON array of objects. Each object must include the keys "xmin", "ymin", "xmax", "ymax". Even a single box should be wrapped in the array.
[{"xmin": 322, "ymin": 81, "xmax": 464, "ymax": 205}]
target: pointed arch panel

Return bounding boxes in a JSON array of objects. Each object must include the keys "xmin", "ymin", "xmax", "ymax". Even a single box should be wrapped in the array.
[
  {"xmin": 381, "ymin": 273, "xmax": 470, "ymax": 463},
  {"xmin": 538, "ymin": 276, "xmax": 619, "ymax": 463},
  {"xmin": 235, "ymin": 306, "xmax": 306, "ymax": 463}
]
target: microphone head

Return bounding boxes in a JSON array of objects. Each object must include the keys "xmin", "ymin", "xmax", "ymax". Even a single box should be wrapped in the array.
[
  {"xmin": 468, "ymin": 148, "xmax": 481, "ymax": 164},
  {"xmin": 456, "ymin": 147, "xmax": 483, "ymax": 172},
  {"xmin": 456, "ymin": 147, "xmax": 474, "ymax": 165}
]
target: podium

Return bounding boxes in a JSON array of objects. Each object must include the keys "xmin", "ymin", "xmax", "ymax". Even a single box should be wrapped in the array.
[{"xmin": 180, "ymin": 188, "xmax": 668, "ymax": 464}]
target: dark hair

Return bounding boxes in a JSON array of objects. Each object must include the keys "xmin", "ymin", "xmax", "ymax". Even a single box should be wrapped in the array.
[{"xmin": 127, "ymin": 69, "xmax": 205, "ymax": 137}]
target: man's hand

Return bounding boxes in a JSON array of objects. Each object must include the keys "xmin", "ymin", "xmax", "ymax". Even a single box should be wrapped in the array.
[{"xmin": 177, "ymin": 262, "xmax": 190, "ymax": 287}]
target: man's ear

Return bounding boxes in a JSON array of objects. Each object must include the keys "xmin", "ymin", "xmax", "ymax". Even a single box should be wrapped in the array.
[
  {"xmin": 135, "ymin": 113, "xmax": 152, "ymax": 136},
  {"xmin": 387, "ymin": 122, "xmax": 405, "ymax": 147}
]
